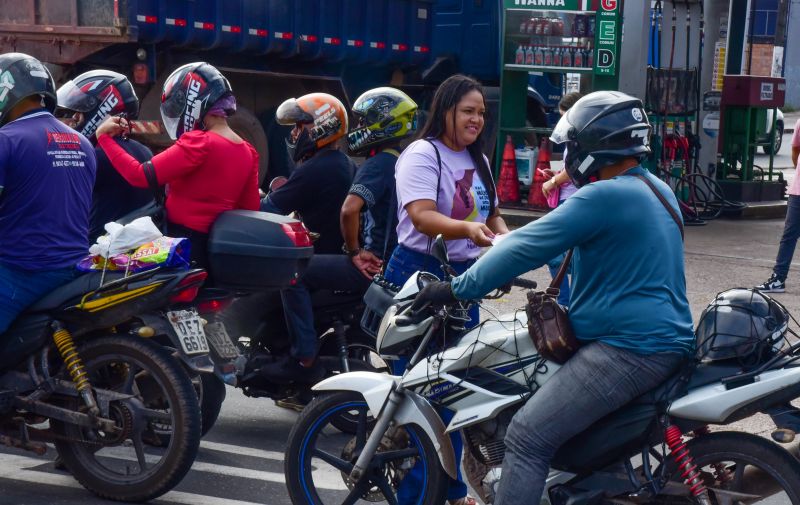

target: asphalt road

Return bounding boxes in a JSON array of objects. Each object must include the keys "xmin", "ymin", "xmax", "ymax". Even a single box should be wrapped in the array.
[{"xmin": 2, "ymin": 138, "xmax": 799, "ymax": 504}]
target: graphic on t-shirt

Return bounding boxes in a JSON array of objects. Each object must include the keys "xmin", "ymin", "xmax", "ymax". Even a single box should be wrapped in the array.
[
  {"xmin": 451, "ymin": 170, "xmax": 477, "ymax": 221},
  {"xmin": 451, "ymin": 169, "xmax": 491, "ymax": 222},
  {"xmin": 46, "ymin": 130, "xmax": 90, "ymax": 168}
]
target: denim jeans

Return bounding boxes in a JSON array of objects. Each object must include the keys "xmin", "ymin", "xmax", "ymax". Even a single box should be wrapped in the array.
[
  {"xmin": 493, "ymin": 342, "xmax": 684, "ymax": 505},
  {"xmin": 384, "ymin": 245, "xmax": 477, "ymax": 503},
  {"xmin": 0, "ymin": 263, "xmax": 79, "ymax": 335},
  {"xmin": 774, "ymin": 195, "xmax": 800, "ymax": 280},
  {"xmin": 280, "ymin": 254, "xmax": 371, "ymax": 359}
]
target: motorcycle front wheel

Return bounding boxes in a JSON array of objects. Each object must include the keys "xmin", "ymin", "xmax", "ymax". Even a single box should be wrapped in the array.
[
  {"xmin": 285, "ymin": 391, "xmax": 448, "ymax": 505},
  {"xmin": 661, "ymin": 431, "xmax": 800, "ymax": 503},
  {"xmin": 52, "ymin": 336, "xmax": 201, "ymax": 502}
]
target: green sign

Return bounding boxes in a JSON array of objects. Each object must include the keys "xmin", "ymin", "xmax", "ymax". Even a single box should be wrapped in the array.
[
  {"xmin": 594, "ymin": 0, "xmax": 620, "ymax": 76},
  {"xmin": 503, "ymin": 0, "xmax": 593, "ymax": 11}
]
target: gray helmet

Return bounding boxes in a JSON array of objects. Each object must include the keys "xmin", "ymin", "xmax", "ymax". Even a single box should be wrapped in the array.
[
  {"xmin": 550, "ymin": 91, "xmax": 651, "ymax": 188},
  {"xmin": 696, "ymin": 288, "xmax": 789, "ymax": 366},
  {"xmin": 0, "ymin": 53, "xmax": 57, "ymax": 128}
]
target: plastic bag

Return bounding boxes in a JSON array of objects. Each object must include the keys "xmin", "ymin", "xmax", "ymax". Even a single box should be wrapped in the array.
[
  {"xmin": 78, "ymin": 236, "xmax": 191, "ymax": 273},
  {"xmin": 89, "ymin": 216, "xmax": 163, "ymax": 258}
]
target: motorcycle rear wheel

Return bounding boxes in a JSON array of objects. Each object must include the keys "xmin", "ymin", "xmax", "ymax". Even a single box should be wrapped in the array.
[
  {"xmin": 52, "ymin": 336, "xmax": 201, "ymax": 502},
  {"xmin": 661, "ymin": 431, "xmax": 800, "ymax": 504},
  {"xmin": 285, "ymin": 391, "xmax": 448, "ymax": 505}
]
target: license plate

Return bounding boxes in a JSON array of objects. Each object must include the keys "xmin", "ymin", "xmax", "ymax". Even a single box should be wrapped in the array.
[
  {"xmin": 167, "ymin": 310, "xmax": 209, "ymax": 355},
  {"xmin": 204, "ymin": 322, "xmax": 240, "ymax": 360}
]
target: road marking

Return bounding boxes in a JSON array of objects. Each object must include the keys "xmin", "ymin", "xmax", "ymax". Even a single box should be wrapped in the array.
[
  {"xmin": 0, "ymin": 454, "xmax": 266, "ymax": 505},
  {"xmin": 201, "ymin": 440, "xmax": 286, "ymax": 461}
]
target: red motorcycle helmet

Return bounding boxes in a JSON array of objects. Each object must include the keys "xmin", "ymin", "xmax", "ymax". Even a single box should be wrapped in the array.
[
  {"xmin": 160, "ymin": 62, "xmax": 234, "ymax": 140},
  {"xmin": 56, "ymin": 69, "xmax": 139, "ymax": 138}
]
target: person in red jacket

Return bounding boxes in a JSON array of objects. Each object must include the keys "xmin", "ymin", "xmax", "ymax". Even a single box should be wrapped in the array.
[{"xmin": 95, "ymin": 62, "xmax": 260, "ymax": 268}]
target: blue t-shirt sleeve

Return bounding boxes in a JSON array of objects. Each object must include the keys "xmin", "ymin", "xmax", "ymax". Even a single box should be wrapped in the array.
[
  {"xmin": 350, "ymin": 155, "xmax": 392, "ymax": 208},
  {"xmin": 452, "ymin": 184, "xmax": 608, "ymax": 300}
]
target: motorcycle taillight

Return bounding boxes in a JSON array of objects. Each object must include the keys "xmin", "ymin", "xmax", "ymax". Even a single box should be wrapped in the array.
[
  {"xmin": 280, "ymin": 222, "xmax": 313, "ymax": 247},
  {"xmin": 196, "ymin": 298, "xmax": 233, "ymax": 313},
  {"xmin": 170, "ymin": 271, "xmax": 208, "ymax": 303}
]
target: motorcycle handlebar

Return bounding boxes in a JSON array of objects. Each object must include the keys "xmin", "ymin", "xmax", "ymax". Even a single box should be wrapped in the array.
[{"xmin": 511, "ymin": 278, "xmax": 538, "ymax": 290}]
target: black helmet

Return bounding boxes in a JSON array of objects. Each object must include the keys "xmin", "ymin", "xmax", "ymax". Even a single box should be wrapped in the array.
[
  {"xmin": 347, "ymin": 87, "xmax": 418, "ymax": 154},
  {"xmin": 0, "ymin": 52, "xmax": 56, "ymax": 128},
  {"xmin": 160, "ymin": 62, "xmax": 233, "ymax": 140},
  {"xmin": 696, "ymin": 288, "xmax": 789, "ymax": 366},
  {"xmin": 550, "ymin": 91, "xmax": 651, "ymax": 188},
  {"xmin": 56, "ymin": 70, "xmax": 140, "ymax": 138}
]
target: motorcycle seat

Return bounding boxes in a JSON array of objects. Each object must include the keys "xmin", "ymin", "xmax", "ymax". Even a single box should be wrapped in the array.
[
  {"xmin": 25, "ymin": 271, "xmax": 126, "ymax": 313},
  {"xmin": 635, "ymin": 361, "xmax": 742, "ymax": 405}
]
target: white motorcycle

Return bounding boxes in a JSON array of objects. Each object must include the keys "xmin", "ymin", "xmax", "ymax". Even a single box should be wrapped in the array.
[{"xmin": 284, "ymin": 237, "xmax": 800, "ymax": 505}]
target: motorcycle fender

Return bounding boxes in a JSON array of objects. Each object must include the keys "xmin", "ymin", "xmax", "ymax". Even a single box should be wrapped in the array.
[
  {"xmin": 313, "ymin": 371, "xmax": 458, "ymax": 479},
  {"xmin": 137, "ymin": 312, "xmax": 214, "ymax": 374}
]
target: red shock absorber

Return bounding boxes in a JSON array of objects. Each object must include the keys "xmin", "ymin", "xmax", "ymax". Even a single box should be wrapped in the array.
[{"xmin": 665, "ymin": 424, "xmax": 709, "ymax": 499}]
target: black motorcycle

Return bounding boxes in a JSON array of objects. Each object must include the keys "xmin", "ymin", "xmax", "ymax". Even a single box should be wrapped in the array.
[{"xmin": 0, "ymin": 266, "xmax": 209, "ymax": 502}]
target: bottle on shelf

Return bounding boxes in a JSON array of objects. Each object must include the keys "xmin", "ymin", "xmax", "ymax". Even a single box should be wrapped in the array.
[
  {"xmin": 587, "ymin": 44, "xmax": 594, "ymax": 68},
  {"xmin": 534, "ymin": 45, "xmax": 544, "ymax": 66},
  {"xmin": 553, "ymin": 46, "xmax": 562, "ymax": 67},
  {"xmin": 525, "ymin": 45, "xmax": 535, "ymax": 65},
  {"xmin": 542, "ymin": 18, "xmax": 552, "ymax": 36},
  {"xmin": 534, "ymin": 17, "xmax": 543, "ymax": 36},
  {"xmin": 562, "ymin": 45, "xmax": 573, "ymax": 67},
  {"xmin": 519, "ymin": 18, "xmax": 528, "ymax": 34},
  {"xmin": 527, "ymin": 17, "xmax": 536, "ymax": 34},
  {"xmin": 574, "ymin": 45, "xmax": 584, "ymax": 67},
  {"xmin": 587, "ymin": 16, "xmax": 596, "ymax": 37},
  {"xmin": 515, "ymin": 44, "xmax": 526, "ymax": 65},
  {"xmin": 552, "ymin": 18, "xmax": 564, "ymax": 36},
  {"xmin": 543, "ymin": 46, "xmax": 552, "ymax": 66}
]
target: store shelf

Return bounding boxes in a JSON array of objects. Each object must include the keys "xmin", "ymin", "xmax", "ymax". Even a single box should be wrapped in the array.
[
  {"xmin": 499, "ymin": 126, "xmax": 553, "ymax": 134},
  {"xmin": 504, "ymin": 64, "xmax": 593, "ymax": 74},
  {"xmin": 506, "ymin": 33, "xmax": 591, "ymax": 39}
]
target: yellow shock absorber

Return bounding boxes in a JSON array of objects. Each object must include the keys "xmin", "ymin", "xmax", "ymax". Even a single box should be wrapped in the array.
[{"xmin": 52, "ymin": 322, "xmax": 98, "ymax": 415}]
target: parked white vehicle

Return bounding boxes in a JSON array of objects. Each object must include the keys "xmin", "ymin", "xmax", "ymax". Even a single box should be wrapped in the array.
[
  {"xmin": 284, "ymin": 237, "xmax": 800, "ymax": 505},
  {"xmin": 763, "ymin": 108, "xmax": 785, "ymax": 155}
]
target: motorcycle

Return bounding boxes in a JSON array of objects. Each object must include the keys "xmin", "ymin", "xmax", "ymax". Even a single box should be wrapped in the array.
[
  {"xmin": 0, "ymin": 266, "xmax": 210, "ymax": 502},
  {"xmin": 283, "ymin": 236, "xmax": 800, "ymax": 504}
]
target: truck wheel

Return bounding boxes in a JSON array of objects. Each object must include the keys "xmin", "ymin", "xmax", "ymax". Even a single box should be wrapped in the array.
[{"xmin": 229, "ymin": 106, "xmax": 269, "ymax": 185}]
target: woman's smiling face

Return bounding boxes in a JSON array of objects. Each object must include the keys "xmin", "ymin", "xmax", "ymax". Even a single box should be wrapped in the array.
[{"xmin": 443, "ymin": 89, "xmax": 485, "ymax": 151}]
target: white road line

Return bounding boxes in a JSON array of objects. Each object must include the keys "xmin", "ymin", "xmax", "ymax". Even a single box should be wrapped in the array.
[
  {"xmin": 0, "ymin": 454, "xmax": 266, "ymax": 505},
  {"xmin": 200, "ymin": 440, "xmax": 286, "ymax": 461}
]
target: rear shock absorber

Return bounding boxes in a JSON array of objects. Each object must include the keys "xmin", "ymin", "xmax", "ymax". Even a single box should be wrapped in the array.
[
  {"xmin": 665, "ymin": 424, "xmax": 711, "ymax": 505},
  {"xmin": 52, "ymin": 321, "xmax": 99, "ymax": 416}
]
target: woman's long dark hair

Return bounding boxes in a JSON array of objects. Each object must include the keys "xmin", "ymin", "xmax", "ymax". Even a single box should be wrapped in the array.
[{"xmin": 417, "ymin": 74, "xmax": 496, "ymax": 216}]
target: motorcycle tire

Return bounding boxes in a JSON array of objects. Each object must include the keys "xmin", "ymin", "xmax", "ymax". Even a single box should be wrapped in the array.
[
  {"xmin": 663, "ymin": 431, "xmax": 800, "ymax": 503},
  {"xmin": 154, "ymin": 371, "xmax": 226, "ymax": 446},
  {"xmin": 52, "ymin": 336, "xmax": 201, "ymax": 502},
  {"xmin": 328, "ymin": 358, "xmax": 381, "ymax": 435},
  {"xmin": 285, "ymin": 391, "xmax": 448, "ymax": 505}
]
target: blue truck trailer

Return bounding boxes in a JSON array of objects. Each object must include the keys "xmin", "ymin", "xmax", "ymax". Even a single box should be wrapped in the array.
[{"xmin": 0, "ymin": 0, "xmax": 560, "ymax": 182}]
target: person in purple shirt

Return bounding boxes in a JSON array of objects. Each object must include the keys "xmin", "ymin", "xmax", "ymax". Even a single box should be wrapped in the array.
[{"xmin": 0, "ymin": 53, "xmax": 96, "ymax": 334}]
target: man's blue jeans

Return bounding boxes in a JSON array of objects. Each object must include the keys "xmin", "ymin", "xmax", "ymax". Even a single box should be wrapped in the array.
[
  {"xmin": 493, "ymin": 342, "xmax": 684, "ymax": 505},
  {"xmin": 0, "ymin": 263, "xmax": 79, "ymax": 334},
  {"xmin": 280, "ymin": 254, "xmax": 372, "ymax": 359},
  {"xmin": 774, "ymin": 195, "xmax": 800, "ymax": 280}
]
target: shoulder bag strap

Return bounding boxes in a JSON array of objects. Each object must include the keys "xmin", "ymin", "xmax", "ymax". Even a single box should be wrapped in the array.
[
  {"xmin": 632, "ymin": 174, "xmax": 684, "ymax": 241},
  {"xmin": 549, "ymin": 249, "xmax": 573, "ymax": 290},
  {"xmin": 142, "ymin": 160, "xmax": 165, "ymax": 207},
  {"xmin": 423, "ymin": 139, "xmax": 443, "ymax": 254}
]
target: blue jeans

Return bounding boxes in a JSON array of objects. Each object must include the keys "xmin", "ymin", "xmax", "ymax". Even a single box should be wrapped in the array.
[
  {"xmin": 281, "ymin": 254, "xmax": 371, "ymax": 359},
  {"xmin": 774, "ymin": 195, "xmax": 800, "ymax": 280},
  {"xmin": 384, "ymin": 245, "xmax": 476, "ymax": 503},
  {"xmin": 0, "ymin": 263, "xmax": 79, "ymax": 334},
  {"xmin": 493, "ymin": 342, "xmax": 684, "ymax": 505}
]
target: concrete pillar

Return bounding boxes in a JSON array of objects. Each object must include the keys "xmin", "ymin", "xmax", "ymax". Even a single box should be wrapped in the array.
[{"xmin": 617, "ymin": 0, "xmax": 649, "ymax": 99}]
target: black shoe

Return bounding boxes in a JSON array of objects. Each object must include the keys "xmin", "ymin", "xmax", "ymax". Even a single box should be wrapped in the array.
[
  {"xmin": 256, "ymin": 355, "xmax": 325, "ymax": 384},
  {"xmin": 755, "ymin": 274, "xmax": 786, "ymax": 293}
]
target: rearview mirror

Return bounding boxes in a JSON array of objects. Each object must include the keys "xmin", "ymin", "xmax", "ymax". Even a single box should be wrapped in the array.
[{"xmin": 430, "ymin": 235, "xmax": 449, "ymax": 267}]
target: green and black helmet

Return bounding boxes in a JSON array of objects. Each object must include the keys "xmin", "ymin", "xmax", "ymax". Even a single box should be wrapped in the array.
[{"xmin": 347, "ymin": 87, "xmax": 418, "ymax": 154}]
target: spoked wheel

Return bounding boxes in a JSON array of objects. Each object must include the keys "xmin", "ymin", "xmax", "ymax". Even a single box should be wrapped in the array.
[
  {"xmin": 329, "ymin": 344, "xmax": 390, "ymax": 435},
  {"xmin": 285, "ymin": 391, "xmax": 447, "ymax": 505},
  {"xmin": 662, "ymin": 431, "xmax": 800, "ymax": 504},
  {"xmin": 52, "ymin": 336, "xmax": 201, "ymax": 502}
]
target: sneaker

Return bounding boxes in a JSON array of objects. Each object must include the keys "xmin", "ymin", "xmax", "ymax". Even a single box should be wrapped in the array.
[
  {"xmin": 256, "ymin": 355, "xmax": 325, "ymax": 384},
  {"xmin": 755, "ymin": 274, "xmax": 786, "ymax": 293}
]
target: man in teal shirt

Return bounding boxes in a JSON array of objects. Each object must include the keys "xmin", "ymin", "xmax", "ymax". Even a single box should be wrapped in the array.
[{"xmin": 413, "ymin": 91, "xmax": 693, "ymax": 505}]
